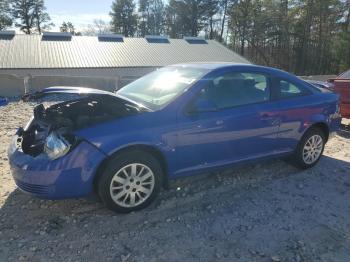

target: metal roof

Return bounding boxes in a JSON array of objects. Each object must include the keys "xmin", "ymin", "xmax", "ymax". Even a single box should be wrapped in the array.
[{"xmin": 0, "ymin": 35, "xmax": 250, "ymax": 69}]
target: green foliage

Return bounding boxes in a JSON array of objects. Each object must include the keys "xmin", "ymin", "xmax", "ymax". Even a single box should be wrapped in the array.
[
  {"xmin": 0, "ymin": 0, "xmax": 12, "ymax": 30},
  {"xmin": 11, "ymin": 0, "xmax": 35, "ymax": 34},
  {"xmin": 228, "ymin": 0, "xmax": 350, "ymax": 75},
  {"xmin": 110, "ymin": 0, "xmax": 138, "ymax": 36},
  {"xmin": 60, "ymin": 21, "xmax": 76, "ymax": 34},
  {"xmin": 138, "ymin": 0, "xmax": 165, "ymax": 36},
  {"xmin": 33, "ymin": 0, "xmax": 53, "ymax": 34},
  {"xmin": 11, "ymin": 0, "xmax": 52, "ymax": 34},
  {"xmin": 334, "ymin": 32, "xmax": 350, "ymax": 72},
  {"xmin": 164, "ymin": 0, "xmax": 211, "ymax": 38}
]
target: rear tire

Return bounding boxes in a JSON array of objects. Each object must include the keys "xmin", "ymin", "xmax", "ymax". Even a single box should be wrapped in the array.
[
  {"xmin": 290, "ymin": 127, "xmax": 326, "ymax": 169},
  {"xmin": 97, "ymin": 150, "xmax": 163, "ymax": 213}
]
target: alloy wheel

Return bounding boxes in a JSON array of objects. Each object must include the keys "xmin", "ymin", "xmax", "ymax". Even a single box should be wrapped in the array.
[
  {"xmin": 302, "ymin": 134, "xmax": 323, "ymax": 164},
  {"xmin": 109, "ymin": 163, "xmax": 155, "ymax": 208}
]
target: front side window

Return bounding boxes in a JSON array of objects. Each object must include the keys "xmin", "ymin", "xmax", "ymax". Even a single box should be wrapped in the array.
[
  {"xmin": 117, "ymin": 66, "xmax": 209, "ymax": 110},
  {"xmin": 197, "ymin": 72, "xmax": 270, "ymax": 109}
]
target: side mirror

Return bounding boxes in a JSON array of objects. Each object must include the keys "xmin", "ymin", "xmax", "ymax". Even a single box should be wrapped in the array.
[{"xmin": 189, "ymin": 98, "xmax": 218, "ymax": 113}]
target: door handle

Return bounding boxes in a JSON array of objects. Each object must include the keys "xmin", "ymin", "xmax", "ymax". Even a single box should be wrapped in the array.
[
  {"xmin": 260, "ymin": 112, "xmax": 280, "ymax": 126},
  {"xmin": 260, "ymin": 112, "xmax": 275, "ymax": 118}
]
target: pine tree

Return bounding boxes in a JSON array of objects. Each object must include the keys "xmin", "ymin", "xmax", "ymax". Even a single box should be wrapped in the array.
[
  {"xmin": 33, "ymin": 0, "xmax": 53, "ymax": 34},
  {"xmin": 110, "ymin": 0, "xmax": 138, "ymax": 36},
  {"xmin": 164, "ymin": 0, "xmax": 208, "ymax": 37},
  {"xmin": 11, "ymin": 0, "xmax": 52, "ymax": 34},
  {"xmin": 60, "ymin": 21, "xmax": 75, "ymax": 34},
  {"xmin": 11, "ymin": 0, "xmax": 36, "ymax": 34},
  {"xmin": 203, "ymin": 0, "xmax": 220, "ymax": 39},
  {"xmin": 0, "ymin": 0, "xmax": 12, "ymax": 30},
  {"xmin": 139, "ymin": 0, "xmax": 165, "ymax": 36}
]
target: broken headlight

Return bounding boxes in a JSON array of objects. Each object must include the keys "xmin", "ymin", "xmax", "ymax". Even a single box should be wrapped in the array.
[{"xmin": 44, "ymin": 132, "xmax": 71, "ymax": 160}]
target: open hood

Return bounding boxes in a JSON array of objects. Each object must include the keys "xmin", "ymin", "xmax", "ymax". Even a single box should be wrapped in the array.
[
  {"xmin": 19, "ymin": 93, "xmax": 145, "ymax": 157},
  {"xmin": 23, "ymin": 86, "xmax": 118, "ymax": 101},
  {"xmin": 40, "ymin": 86, "xmax": 117, "ymax": 96},
  {"xmin": 24, "ymin": 86, "xmax": 148, "ymax": 110}
]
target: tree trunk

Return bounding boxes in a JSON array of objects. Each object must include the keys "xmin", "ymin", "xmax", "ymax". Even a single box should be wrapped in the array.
[
  {"xmin": 220, "ymin": 0, "xmax": 228, "ymax": 42},
  {"xmin": 209, "ymin": 16, "xmax": 213, "ymax": 39}
]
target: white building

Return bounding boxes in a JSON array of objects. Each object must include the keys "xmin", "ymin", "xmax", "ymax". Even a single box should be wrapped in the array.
[{"xmin": 0, "ymin": 31, "xmax": 250, "ymax": 97}]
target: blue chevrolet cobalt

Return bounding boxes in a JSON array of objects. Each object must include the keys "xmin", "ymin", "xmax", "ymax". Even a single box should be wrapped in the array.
[{"xmin": 8, "ymin": 63, "xmax": 341, "ymax": 212}]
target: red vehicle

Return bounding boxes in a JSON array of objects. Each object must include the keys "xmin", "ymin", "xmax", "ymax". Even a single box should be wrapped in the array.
[{"xmin": 329, "ymin": 69, "xmax": 350, "ymax": 119}]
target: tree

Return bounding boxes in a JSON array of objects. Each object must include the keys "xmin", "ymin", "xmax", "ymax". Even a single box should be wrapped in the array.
[
  {"xmin": 218, "ymin": 0, "xmax": 229, "ymax": 42},
  {"xmin": 334, "ymin": 1, "xmax": 350, "ymax": 72},
  {"xmin": 11, "ymin": 0, "xmax": 52, "ymax": 34},
  {"xmin": 82, "ymin": 19, "xmax": 111, "ymax": 36},
  {"xmin": 164, "ymin": 0, "xmax": 209, "ymax": 38},
  {"xmin": 60, "ymin": 21, "xmax": 75, "ymax": 33},
  {"xmin": 92, "ymin": 19, "xmax": 111, "ymax": 34},
  {"xmin": 225, "ymin": 0, "xmax": 349, "ymax": 75},
  {"xmin": 110, "ymin": 0, "xmax": 137, "ymax": 36},
  {"xmin": 203, "ymin": 0, "xmax": 220, "ymax": 39},
  {"xmin": 0, "ymin": 0, "xmax": 12, "ymax": 30},
  {"xmin": 138, "ymin": 0, "xmax": 165, "ymax": 36},
  {"xmin": 11, "ymin": 0, "xmax": 36, "ymax": 34},
  {"xmin": 229, "ymin": 0, "xmax": 253, "ymax": 56},
  {"xmin": 33, "ymin": 0, "xmax": 53, "ymax": 34}
]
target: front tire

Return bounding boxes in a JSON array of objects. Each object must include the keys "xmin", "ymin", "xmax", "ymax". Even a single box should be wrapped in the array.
[
  {"xmin": 97, "ymin": 150, "xmax": 163, "ymax": 213},
  {"xmin": 291, "ymin": 127, "xmax": 326, "ymax": 169}
]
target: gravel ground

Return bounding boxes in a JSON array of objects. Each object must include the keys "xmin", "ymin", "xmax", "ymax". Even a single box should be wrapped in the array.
[{"xmin": 0, "ymin": 97, "xmax": 350, "ymax": 262}]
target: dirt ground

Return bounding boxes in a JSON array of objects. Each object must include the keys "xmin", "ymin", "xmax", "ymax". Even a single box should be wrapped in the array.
[{"xmin": 0, "ymin": 98, "xmax": 350, "ymax": 262}]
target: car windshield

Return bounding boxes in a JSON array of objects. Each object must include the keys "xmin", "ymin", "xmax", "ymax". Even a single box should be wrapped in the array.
[{"xmin": 116, "ymin": 66, "xmax": 209, "ymax": 110}]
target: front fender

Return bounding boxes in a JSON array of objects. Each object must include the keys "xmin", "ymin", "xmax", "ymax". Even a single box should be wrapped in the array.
[{"xmin": 74, "ymin": 111, "xmax": 179, "ymax": 175}]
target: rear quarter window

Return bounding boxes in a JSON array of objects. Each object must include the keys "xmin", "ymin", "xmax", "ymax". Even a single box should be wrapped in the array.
[{"xmin": 274, "ymin": 78, "xmax": 311, "ymax": 100}]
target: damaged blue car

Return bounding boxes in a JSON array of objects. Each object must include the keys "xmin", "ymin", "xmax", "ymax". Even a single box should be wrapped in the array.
[{"xmin": 8, "ymin": 63, "xmax": 341, "ymax": 212}]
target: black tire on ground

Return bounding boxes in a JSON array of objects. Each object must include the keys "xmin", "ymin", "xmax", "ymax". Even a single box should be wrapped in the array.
[
  {"xmin": 97, "ymin": 150, "xmax": 163, "ymax": 213},
  {"xmin": 290, "ymin": 127, "xmax": 326, "ymax": 169}
]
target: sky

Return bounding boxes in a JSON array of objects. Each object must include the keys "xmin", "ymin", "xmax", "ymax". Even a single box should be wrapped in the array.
[{"xmin": 45, "ymin": 0, "xmax": 113, "ymax": 31}]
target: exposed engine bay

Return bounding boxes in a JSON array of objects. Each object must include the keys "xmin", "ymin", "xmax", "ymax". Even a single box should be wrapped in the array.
[{"xmin": 18, "ymin": 94, "xmax": 143, "ymax": 157}]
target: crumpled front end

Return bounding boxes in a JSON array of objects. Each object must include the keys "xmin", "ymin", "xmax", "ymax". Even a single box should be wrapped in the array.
[
  {"xmin": 7, "ymin": 94, "xmax": 143, "ymax": 199},
  {"xmin": 8, "ymin": 131, "xmax": 106, "ymax": 199}
]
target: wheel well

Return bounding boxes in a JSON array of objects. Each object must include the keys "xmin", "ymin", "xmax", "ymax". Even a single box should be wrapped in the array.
[
  {"xmin": 93, "ymin": 145, "xmax": 168, "ymax": 191},
  {"xmin": 310, "ymin": 122, "xmax": 329, "ymax": 142}
]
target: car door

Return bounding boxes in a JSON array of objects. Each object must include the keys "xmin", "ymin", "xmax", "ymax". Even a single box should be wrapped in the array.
[
  {"xmin": 270, "ymin": 77, "xmax": 316, "ymax": 152},
  {"xmin": 173, "ymin": 70, "xmax": 281, "ymax": 177}
]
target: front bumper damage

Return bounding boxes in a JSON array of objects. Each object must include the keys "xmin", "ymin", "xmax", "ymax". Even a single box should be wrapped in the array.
[
  {"xmin": 8, "ymin": 134, "xmax": 106, "ymax": 199},
  {"xmin": 7, "ymin": 91, "xmax": 143, "ymax": 199}
]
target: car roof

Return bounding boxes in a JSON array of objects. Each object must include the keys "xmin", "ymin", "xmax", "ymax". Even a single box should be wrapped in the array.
[
  {"xmin": 171, "ymin": 62, "xmax": 280, "ymax": 71},
  {"xmin": 170, "ymin": 62, "xmax": 254, "ymax": 70},
  {"xmin": 170, "ymin": 62, "xmax": 290, "ymax": 76},
  {"xmin": 170, "ymin": 62, "xmax": 246, "ymax": 70}
]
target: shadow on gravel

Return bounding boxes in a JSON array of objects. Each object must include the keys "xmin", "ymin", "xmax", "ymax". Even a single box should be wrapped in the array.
[
  {"xmin": 1, "ymin": 155, "xmax": 349, "ymax": 221},
  {"xmin": 1, "ymin": 155, "xmax": 350, "ymax": 261}
]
